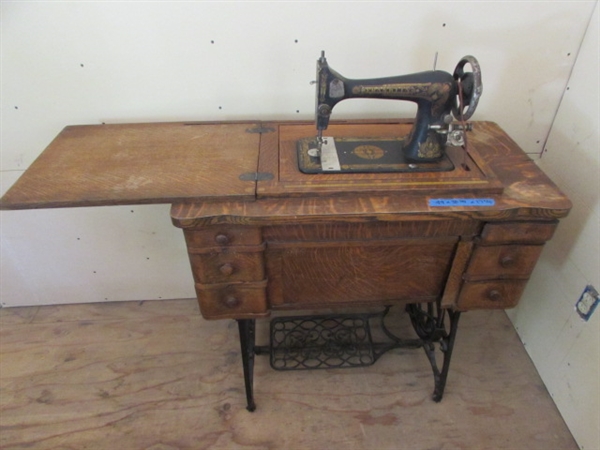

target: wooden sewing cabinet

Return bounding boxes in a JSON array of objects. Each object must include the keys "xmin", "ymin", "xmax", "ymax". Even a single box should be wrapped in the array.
[{"xmin": 1, "ymin": 120, "xmax": 571, "ymax": 411}]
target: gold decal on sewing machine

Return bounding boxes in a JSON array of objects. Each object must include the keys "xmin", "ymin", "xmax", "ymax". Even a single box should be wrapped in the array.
[
  {"xmin": 353, "ymin": 145, "xmax": 385, "ymax": 160},
  {"xmin": 418, "ymin": 134, "xmax": 443, "ymax": 159},
  {"xmin": 352, "ymin": 83, "xmax": 431, "ymax": 97},
  {"xmin": 350, "ymin": 83, "xmax": 452, "ymax": 117},
  {"xmin": 430, "ymin": 83, "xmax": 452, "ymax": 116},
  {"xmin": 318, "ymin": 71, "xmax": 328, "ymax": 102}
]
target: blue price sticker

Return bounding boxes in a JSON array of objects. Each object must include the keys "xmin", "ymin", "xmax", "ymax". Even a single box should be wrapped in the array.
[{"xmin": 429, "ymin": 198, "xmax": 495, "ymax": 207}]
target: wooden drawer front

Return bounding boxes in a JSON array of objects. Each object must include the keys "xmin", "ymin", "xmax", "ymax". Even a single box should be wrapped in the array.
[
  {"xmin": 195, "ymin": 280, "xmax": 268, "ymax": 319},
  {"xmin": 184, "ymin": 226, "xmax": 262, "ymax": 249},
  {"xmin": 480, "ymin": 222, "xmax": 557, "ymax": 244},
  {"xmin": 465, "ymin": 245, "xmax": 544, "ymax": 280},
  {"xmin": 457, "ymin": 280, "xmax": 527, "ymax": 310},
  {"xmin": 189, "ymin": 251, "xmax": 265, "ymax": 284},
  {"xmin": 267, "ymin": 239, "xmax": 456, "ymax": 308},
  {"xmin": 263, "ymin": 220, "xmax": 479, "ymax": 242}
]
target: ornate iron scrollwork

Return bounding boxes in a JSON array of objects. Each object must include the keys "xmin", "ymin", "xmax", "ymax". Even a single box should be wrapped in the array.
[
  {"xmin": 406, "ymin": 302, "xmax": 461, "ymax": 401},
  {"xmin": 237, "ymin": 303, "xmax": 461, "ymax": 411}
]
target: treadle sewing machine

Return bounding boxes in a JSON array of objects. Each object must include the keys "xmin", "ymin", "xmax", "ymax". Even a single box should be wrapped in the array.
[
  {"xmin": 0, "ymin": 53, "xmax": 571, "ymax": 412},
  {"xmin": 299, "ymin": 51, "xmax": 482, "ymax": 173}
]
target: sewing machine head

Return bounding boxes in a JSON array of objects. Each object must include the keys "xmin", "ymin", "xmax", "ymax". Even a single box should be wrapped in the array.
[{"xmin": 298, "ymin": 51, "xmax": 482, "ymax": 173}]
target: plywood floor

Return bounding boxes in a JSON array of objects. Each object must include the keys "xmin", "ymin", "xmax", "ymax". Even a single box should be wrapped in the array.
[{"xmin": 0, "ymin": 299, "xmax": 577, "ymax": 450}]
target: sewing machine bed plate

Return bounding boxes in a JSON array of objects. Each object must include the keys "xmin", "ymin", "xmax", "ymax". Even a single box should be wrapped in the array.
[
  {"xmin": 297, "ymin": 137, "xmax": 455, "ymax": 173},
  {"xmin": 256, "ymin": 121, "xmax": 504, "ymax": 199}
]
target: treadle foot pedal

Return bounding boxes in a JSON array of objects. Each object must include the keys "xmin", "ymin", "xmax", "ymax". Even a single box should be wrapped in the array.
[
  {"xmin": 269, "ymin": 313, "xmax": 377, "ymax": 370},
  {"xmin": 247, "ymin": 304, "xmax": 460, "ymax": 408}
]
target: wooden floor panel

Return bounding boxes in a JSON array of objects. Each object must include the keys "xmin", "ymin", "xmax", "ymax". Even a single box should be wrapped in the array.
[{"xmin": 0, "ymin": 300, "xmax": 577, "ymax": 449}]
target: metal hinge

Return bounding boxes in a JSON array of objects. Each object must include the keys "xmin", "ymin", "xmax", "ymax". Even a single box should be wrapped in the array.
[
  {"xmin": 246, "ymin": 125, "xmax": 275, "ymax": 134},
  {"xmin": 239, "ymin": 172, "xmax": 274, "ymax": 181}
]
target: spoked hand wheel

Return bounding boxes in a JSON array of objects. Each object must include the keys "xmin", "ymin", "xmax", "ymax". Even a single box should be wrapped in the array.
[{"xmin": 452, "ymin": 55, "xmax": 482, "ymax": 121}]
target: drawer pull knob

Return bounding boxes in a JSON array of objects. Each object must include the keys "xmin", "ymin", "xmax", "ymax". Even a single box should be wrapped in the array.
[
  {"xmin": 215, "ymin": 233, "xmax": 230, "ymax": 245},
  {"xmin": 488, "ymin": 289, "xmax": 503, "ymax": 302},
  {"xmin": 500, "ymin": 256, "xmax": 515, "ymax": 268},
  {"xmin": 219, "ymin": 263, "xmax": 235, "ymax": 276},
  {"xmin": 224, "ymin": 296, "xmax": 241, "ymax": 308}
]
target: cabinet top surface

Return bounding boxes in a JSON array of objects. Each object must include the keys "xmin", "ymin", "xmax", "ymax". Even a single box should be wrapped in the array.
[
  {"xmin": 1, "ymin": 122, "xmax": 261, "ymax": 209},
  {"xmin": 1, "ymin": 120, "xmax": 571, "ymax": 222}
]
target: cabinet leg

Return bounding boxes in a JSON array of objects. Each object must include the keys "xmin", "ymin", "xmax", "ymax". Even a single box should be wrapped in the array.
[
  {"xmin": 430, "ymin": 310, "xmax": 461, "ymax": 402},
  {"xmin": 407, "ymin": 303, "xmax": 461, "ymax": 402},
  {"xmin": 237, "ymin": 319, "xmax": 257, "ymax": 412}
]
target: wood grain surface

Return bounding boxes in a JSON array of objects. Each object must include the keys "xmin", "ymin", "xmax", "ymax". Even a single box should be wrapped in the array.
[
  {"xmin": 0, "ymin": 300, "xmax": 578, "ymax": 449},
  {"xmin": 171, "ymin": 122, "xmax": 572, "ymax": 229},
  {"xmin": 2, "ymin": 120, "xmax": 572, "ymax": 219},
  {"xmin": 267, "ymin": 239, "xmax": 456, "ymax": 308},
  {"xmin": 0, "ymin": 122, "xmax": 261, "ymax": 209},
  {"xmin": 171, "ymin": 121, "xmax": 571, "ymax": 228}
]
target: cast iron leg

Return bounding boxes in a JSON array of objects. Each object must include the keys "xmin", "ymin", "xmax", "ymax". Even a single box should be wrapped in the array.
[
  {"xmin": 237, "ymin": 319, "xmax": 257, "ymax": 412},
  {"xmin": 407, "ymin": 303, "xmax": 462, "ymax": 402},
  {"xmin": 431, "ymin": 310, "xmax": 461, "ymax": 402}
]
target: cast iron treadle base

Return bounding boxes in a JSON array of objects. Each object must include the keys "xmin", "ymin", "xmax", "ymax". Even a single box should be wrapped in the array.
[
  {"xmin": 264, "ymin": 311, "xmax": 421, "ymax": 371},
  {"xmin": 239, "ymin": 303, "xmax": 461, "ymax": 412}
]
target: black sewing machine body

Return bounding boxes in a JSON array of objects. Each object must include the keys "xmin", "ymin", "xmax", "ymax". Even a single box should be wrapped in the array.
[{"xmin": 298, "ymin": 52, "xmax": 482, "ymax": 174}]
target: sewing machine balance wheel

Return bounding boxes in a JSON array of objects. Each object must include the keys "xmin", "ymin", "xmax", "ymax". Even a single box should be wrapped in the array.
[{"xmin": 452, "ymin": 55, "xmax": 482, "ymax": 121}]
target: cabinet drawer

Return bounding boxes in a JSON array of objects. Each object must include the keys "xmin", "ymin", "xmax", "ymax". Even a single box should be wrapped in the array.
[
  {"xmin": 184, "ymin": 226, "xmax": 262, "ymax": 248},
  {"xmin": 480, "ymin": 222, "xmax": 557, "ymax": 244},
  {"xmin": 263, "ymin": 220, "xmax": 479, "ymax": 242},
  {"xmin": 195, "ymin": 280, "xmax": 268, "ymax": 319},
  {"xmin": 189, "ymin": 251, "xmax": 265, "ymax": 284},
  {"xmin": 465, "ymin": 245, "xmax": 543, "ymax": 280},
  {"xmin": 457, "ymin": 280, "xmax": 527, "ymax": 310}
]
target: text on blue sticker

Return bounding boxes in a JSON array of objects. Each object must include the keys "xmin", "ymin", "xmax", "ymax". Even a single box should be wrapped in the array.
[{"xmin": 429, "ymin": 198, "xmax": 495, "ymax": 207}]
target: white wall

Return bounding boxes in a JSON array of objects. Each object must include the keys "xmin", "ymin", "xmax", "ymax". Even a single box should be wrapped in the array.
[
  {"xmin": 1, "ymin": 2, "xmax": 598, "ymax": 447},
  {"xmin": 2, "ymin": 1, "xmax": 595, "ymax": 307},
  {"xmin": 507, "ymin": 3, "xmax": 599, "ymax": 449}
]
